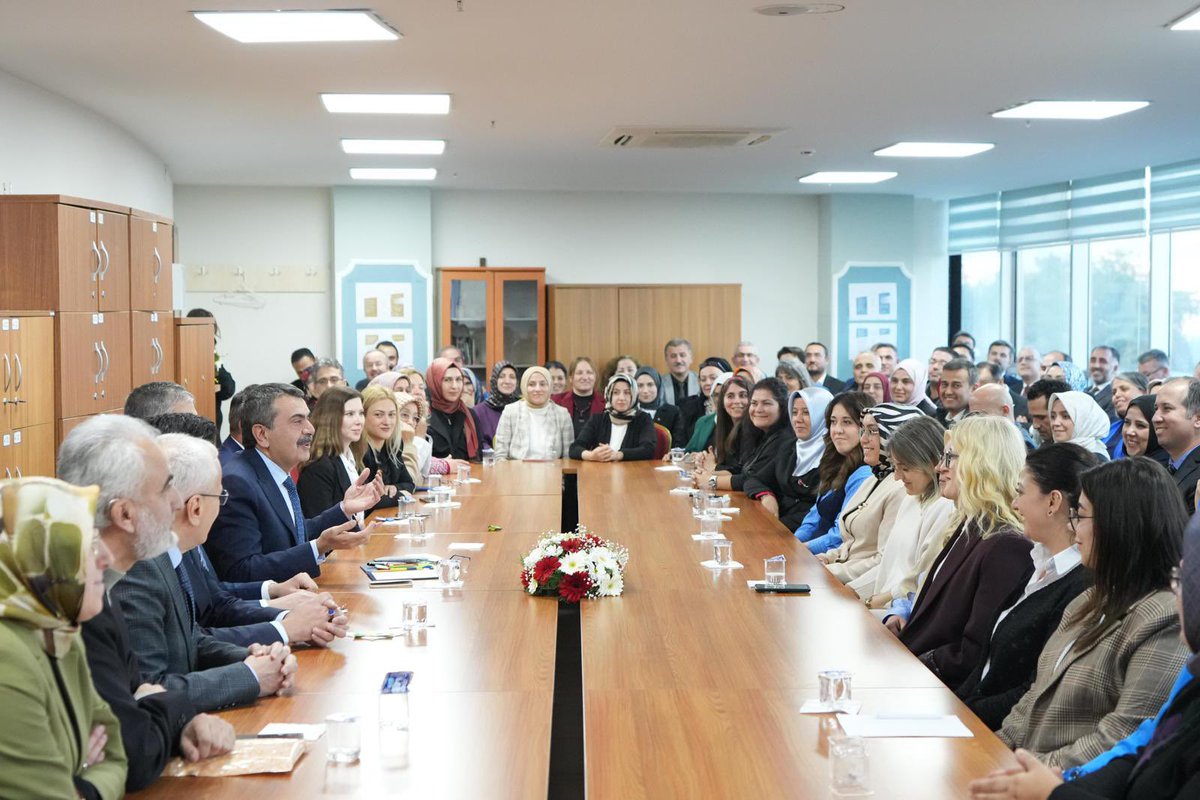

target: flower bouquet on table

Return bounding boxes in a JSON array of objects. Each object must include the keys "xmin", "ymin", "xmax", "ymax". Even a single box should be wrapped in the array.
[{"xmin": 519, "ymin": 526, "xmax": 629, "ymax": 603}]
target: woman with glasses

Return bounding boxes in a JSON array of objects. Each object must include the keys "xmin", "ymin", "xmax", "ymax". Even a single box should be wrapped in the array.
[
  {"xmin": 493, "ymin": 366, "xmax": 574, "ymax": 460},
  {"xmin": 794, "ymin": 392, "xmax": 872, "ymax": 555},
  {"xmin": 956, "ymin": 443, "xmax": 1096, "ymax": 730},
  {"xmin": 885, "ymin": 415, "xmax": 1034, "ymax": 689},
  {"xmin": 994, "ymin": 457, "xmax": 1189, "ymax": 769},
  {"xmin": 425, "ymin": 357, "xmax": 481, "ymax": 461},
  {"xmin": 359, "ymin": 385, "xmax": 416, "ymax": 503},
  {"xmin": 297, "ymin": 386, "xmax": 369, "ymax": 517}
]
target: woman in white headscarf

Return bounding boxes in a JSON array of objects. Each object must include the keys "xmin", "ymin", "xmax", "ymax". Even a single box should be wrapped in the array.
[
  {"xmin": 890, "ymin": 358, "xmax": 937, "ymax": 417},
  {"xmin": 1049, "ymin": 391, "xmax": 1112, "ymax": 461},
  {"xmin": 744, "ymin": 386, "xmax": 835, "ymax": 530}
]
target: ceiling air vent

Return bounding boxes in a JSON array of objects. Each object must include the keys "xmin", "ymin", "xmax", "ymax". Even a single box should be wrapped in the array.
[{"xmin": 605, "ymin": 127, "xmax": 781, "ymax": 149}]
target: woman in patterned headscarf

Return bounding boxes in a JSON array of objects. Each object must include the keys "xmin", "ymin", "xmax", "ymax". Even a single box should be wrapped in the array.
[
  {"xmin": 0, "ymin": 478, "xmax": 128, "ymax": 800},
  {"xmin": 474, "ymin": 361, "xmax": 521, "ymax": 449}
]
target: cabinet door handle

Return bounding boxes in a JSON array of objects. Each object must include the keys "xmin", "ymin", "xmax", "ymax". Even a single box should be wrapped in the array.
[
  {"xmin": 93, "ymin": 343, "xmax": 103, "ymax": 384},
  {"xmin": 13, "ymin": 353, "xmax": 21, "ymax": 392},
  {"xmin": 150, "ymin": 338, "xmax": 158, "ymax": 374},
  {"xmin": 90, "ymin": 242, "xmax": 102, "ymax": 281},
  {"xmin": 3, "ymin": 468, "xmax": 10, "ymax": 480},
  {"xmin": 13, "ymin": 467, "xmax": 20, "ymax": 479},
  {"xmin": 152, "ymin": 247, "xmax": 162, "ymax": 284},
  {"xmin": 2, "ymin": 352, "xmax": 9, "ymax": 392},
  {"xmin": 99, "ymin": 241, "xmax": 111, "ymax": 279},
  {"xmin": 99, "ymin": 341, "xmax": 110, "ymax": 381},
  {"xmin": 153, "ymin": 338, "xmax": 163, "ymax": 374}
]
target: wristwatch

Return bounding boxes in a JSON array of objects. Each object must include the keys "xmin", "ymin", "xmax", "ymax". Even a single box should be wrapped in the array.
[{"xmin": 708, "ymin": 475, "xmax": 718, "ymax": 490}]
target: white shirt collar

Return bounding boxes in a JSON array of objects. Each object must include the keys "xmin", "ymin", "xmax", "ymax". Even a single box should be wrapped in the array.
[
  {"xmin": 257, "ymin": 449, "xmax": 292, "ymax": 485},
  {"xmin": 167, "ymin": 545, "xmax": 184, "ymax": 568}
]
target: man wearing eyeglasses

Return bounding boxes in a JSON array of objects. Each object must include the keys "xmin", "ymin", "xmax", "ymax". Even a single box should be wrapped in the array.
[{"xmin": 305, "ymin": 357, "xmax": 348, "ymax": 410}]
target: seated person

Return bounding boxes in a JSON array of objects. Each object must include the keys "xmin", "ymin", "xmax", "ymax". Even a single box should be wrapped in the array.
[
  {"xmin": 860, "ymin": 371, "xmax": 890, "ymax": 406},
  {"xmin": 360, "ymin": 385, "xmax": 417, "ymax": 498},
  {"xmin": 956, "ymin": 444, "xmax": 1095, "ymax": 729},
  {"xmin": 298, "ymin": 386, "xmax": 372, "ymax": 517},
  {"xmin": 1050, "ymin": 391, "xmax": 1112, "ymax": 461},
  {"xmin": 742, "ymin": 386, "xmax": 833, "ymax": 530},
  {"xmin": 569, "ymin": 373, "xmax": 657, "ymax": 462},
  {"xmin": 554, "ymin": 356, "xmax": 606, "ymax": 437},
  {"xmin": 474, "ymin": 361, "xmax": 521, "ymax": 448},
  {"xmin": 545, "ymin": 360, "xmax": 569, "ymax": 395},
  {"xmin": 0, "ymin": 478, "xmax": 128, "ymax": 800},
  {"xmin": 305, "ymin": 357, "xmax": 348, "ymax": 411},
  {"xmin": 425, "ymin": 358, "xmax": 482, "ymax": 460},
  {"xmin": 887, "ymin": 416, "xmax": 1034, "ymax": 689},
  {"xmin": 793, "ymin": 392, "xmax": 872, "ymax": 554},
  {"xmin": 1121, "ymin": 394, "xmax": 1168, "ymax": 463},
  {"xmin": 694, "ymin": 377, "xmax": 791, "ymax": 492},
  {"xmin": 493, "ymin": 366, "xmax": 575, "ymax": 460},
  {"xmin": 683, "ymin": 362, "xmax": 734, "ymax": 451},
  {"xmin": 205, "ymin": 383, "xmax": 381, "ymax": 582},
  {"xmin": 634, "ymin": 366, "xmax": 686, "ymax": 446},
  {"xmin": 996, "ymin": 457, "xmax": 1189, "ymax": 769},
  {"xmin": 774, "ymin": 360, "xmax": 810, "ymax": 394},
  {"xmin": 889, "ymin": 358, "xmax": 938, "ymax": 416},
  {"xmin": 125, "ymin": 380, "xmax": 197, "ymax": 419}
]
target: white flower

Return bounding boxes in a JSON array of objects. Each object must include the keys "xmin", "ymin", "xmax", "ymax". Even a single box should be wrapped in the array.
[
  {"xmin": 598, "ymin": 574, "xmax": 624, "ymax": 597},
  {"xmin": 522, "ymin": 549, "xmax": 543, "ymax": 569},
  {"xmin": 559, "ymin": 553, "xmax": 587, "ymax": 574},
  {"xmin": 526, "ymin": 578, "xmax": 538, "ymax": 594},
  {"xmin": 542, "ymin": 543, "xmax": 562, "ymax": 557},
  {"xmin": 589, "ymin": 546, "xmax": 613, "ymax": 563}
]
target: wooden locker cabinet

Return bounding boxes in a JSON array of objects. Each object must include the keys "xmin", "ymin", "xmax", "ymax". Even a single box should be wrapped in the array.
[
  {"xmin": 130, "ymin": 213, "xmax": 173, "ymax": 311},
  {"xmin": 438, "ymin": 267, "xmax": 546, "ymax": 383},
  {"xmin": 175, "ymin": 317, "xmax": 216, "ymax": 421},
  {"xmin": 1, "ymin": 424, "xmax": 56, "ymax": 479},
  {"xmin": 131, "ymin": 311, "xmax": 176, "ymax": 386},
  {"xmin": 0, "ymin": 196, "xmax": 131, "ymax": 312},
  {"xmin": 56, "ymin": 312, "xmax": 131, "ymax": 419},
  {"xmin": 1, "ymin": 314, "xmax": 55, "ymax": 430}
]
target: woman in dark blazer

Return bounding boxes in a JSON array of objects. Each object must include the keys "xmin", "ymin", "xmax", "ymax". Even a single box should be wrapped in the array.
[
  {"xmin": 743, "ymin": 386, "xmax": 833, "ymax": 530},
  {"xmin": 569, "ymin": 374, "xmax": 656, "ymax": 461},
  {"xmin": 957, "ymin": 444, "xmax": 1096, "ymax": 729},
  {"xmin": 888, "ymin": 415, "xmax": 1035, "ymax": 689},
  {"xmin": 633, "ymin": 366, "xmax": 685, "ymax": 447},
  {"xmin": 360, "ymin": 385, "xmax": 416, "ymax": 503},
  {"xmin": 425, "ymin": 357, "xmax": 482, "ymax": 461},
  {"xmin": 298, "ymin": 386, "xmax": 367, "ymax": 518},
  {"xmin": 553, "ymin": 356, "xmax": 606, "ymax": 437},
  {"xmin": 695, "ymin": 377, "xmax": 791, "ymax": 494}
]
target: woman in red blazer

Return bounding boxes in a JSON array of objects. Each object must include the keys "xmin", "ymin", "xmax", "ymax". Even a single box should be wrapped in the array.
[
  {"xmin": 886, "ymin": 415, "xmax": 1035, "ymax": 689},
  {"xmin": 553, "ymin": 356, "xmax": 605, "ymax": 437}
]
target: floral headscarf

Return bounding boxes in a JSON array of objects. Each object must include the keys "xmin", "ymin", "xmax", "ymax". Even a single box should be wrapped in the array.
[
  {"xmin": 605, "ymin": 374, "xmax": 639, "ymax": 424},
  {"xmin": 485, "ymin": 361, "xmax": 521, "ymax": 411},
  {"xmin": 1054, "ymin": 361, "xmax": 1090, "ymax": 393}
]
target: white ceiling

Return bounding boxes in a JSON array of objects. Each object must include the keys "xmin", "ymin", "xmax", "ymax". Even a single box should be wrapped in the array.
[{"xmin": 2, "ymin": 0, "xmax": 1199, "ymax": 198}]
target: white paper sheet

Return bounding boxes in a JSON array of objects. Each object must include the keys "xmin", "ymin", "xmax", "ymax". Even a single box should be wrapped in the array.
[
  {"xmin": 655, "ymin": 465, "xmax": 682, "ymax": 472},
  {"xmin": 835, "ymin": 714, "xmax": 973, "ymax": 738},
  {"xmin": 799, "ymin": 700, "xmax": 862, "ymax": 715},
  {"xmin": 692, "ymin": 533, "xmax": 725, "ymax": 541},
  {"xmin": 700, "ymin": 559, "xmax": 744, "ymax": 570},
  {"xmin": 448, "ymin": 542, "xmax": 485, "ymax": 551}
]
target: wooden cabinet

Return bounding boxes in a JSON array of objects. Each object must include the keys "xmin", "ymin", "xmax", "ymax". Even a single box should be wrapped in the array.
[
  {"xmin": 0, "ymin": 423, "xmax": 56, "ymax": 479},
  {"xmin": 0, "ymin": 312, "xmax": 57, "ymax": 478},
  {"xmin": 175, "ymin": 317, "xmax": 216, "ymax": 421},
  {"xmin": 131, "ymin": 311, "xmax": 176, "ymax": 386},
  {"xmin": 438, "ymin": 268, "xmax": 545, "ymax": 384},
  {"xmin": 130, "ymin": 214, "xmax": 173, "ymax": 311},
  {"xmin": 547, "ymin": 287, "xmax": 620, "ymax": 368},
  {"xmin": 0, "ymin": 196, "xmax": 131, "ymax": 312},
  {"xmin": 57, "ymin": 312, "xmax": 131, "ymax": 418}
]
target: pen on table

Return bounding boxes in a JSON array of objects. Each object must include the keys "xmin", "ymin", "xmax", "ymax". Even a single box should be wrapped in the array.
[{"xmin": 237, "ymin": 732, "xmax": 305, "ymax": 740}]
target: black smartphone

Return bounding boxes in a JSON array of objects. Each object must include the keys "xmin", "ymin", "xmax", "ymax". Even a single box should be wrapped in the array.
[{"xmin": 754, "ymin": 583, "xmax": 811, "ymax": 594}]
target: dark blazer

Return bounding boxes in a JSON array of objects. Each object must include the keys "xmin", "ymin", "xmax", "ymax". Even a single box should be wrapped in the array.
[
  {"xmin": 741, "ymin": 432, "xmax": 820, "ymax": 530},
  {"xmin": 1089, "ymin": 383, "xmax": 1118, "ymax": 422},
  {"xmin": 81, "ymin": 596, "xmax": 196, "ymax": 793},
  {"xmin": 364, "ymin": 446, "xmax": 415, "ymax": 498},
  {"xmin": 569, "ymin": 412, "xmax": 657, "ymax": 461},
  {"xmin": 729, "ymin": 425, "xmax": 792, "ymax": 493},
  {"xmin": 218, "ymin": 435, "xmax": 244, "ymax": 466},
  {"xmin": 958, "ymin": 565, "xmax": 1091, "ymax": 729},
  {"xmin": 822, "ymin": 375, "xmax": 846, "ymax": 393},
  {"xmin": 647, "ymin": 403, "xmax": 686, "ymax": 449},
  {"xmin": 899, "ymin": 522, "xmax": 1034, "ymax": 688},
  {"xmin": 428, "ymin": 407, "xmax": 480, "ymax": 460},
  {"xmin": 1170, "ymin": 445, "xmax": 1200, "ymax": 512},
  {"xmin": 677, "ymin": 394, "xmax": 707, "ymax": 444},
  {"xmin": 113, "ymin": 553, "xmax": 261, "ymax": 713},
  {"xmin": 297, "ymin": 454, "xmax": 354, "ymax": 519},
  {"xmin": 184, "ymin": 548, "xmax": 284, "ymax": 648},
  {"xmin": 206, "ymin": 447, "xmax": 351, "ymax": 582},
  {"xmin": 553, "ymin": 391, "xmax": 606, "ymax": 437}
]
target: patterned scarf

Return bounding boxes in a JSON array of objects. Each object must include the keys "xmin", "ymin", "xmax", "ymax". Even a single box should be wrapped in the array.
[{"xmin": 486, "ymin": 361, "xmax": 521, "ymax": 411}]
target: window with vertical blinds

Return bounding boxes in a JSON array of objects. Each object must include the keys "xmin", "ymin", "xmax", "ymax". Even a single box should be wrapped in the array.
[{"xmin": 1150, "ymin": 159, "xmax": 1200, "ymax": 233}]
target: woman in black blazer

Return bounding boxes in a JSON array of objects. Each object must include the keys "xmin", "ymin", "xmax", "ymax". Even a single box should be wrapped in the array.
[
  {"xmin": 360, "ymin": 385, "xmax": 416, "ymax": 502},
  {"xmin": 957, "ymin": 443, "xmax": 1096, "ymax": 729},
  {"xmin": 743, "ymin": 386, "xmax": 834, "ymax": 529},
  {"xmin": 570, "ymin": 374, "xmax": 656, "ymax": 461},
  {"xmin": 695, "ymin": 377, "xmax": 792, "ymax": 494},
  {"xmin": 298, "ymin": 386, "xmax": 367, "ymax": 517},
  {"xmin": 633, "ymin": 366, "xmax": 685, "ymax": 447}
]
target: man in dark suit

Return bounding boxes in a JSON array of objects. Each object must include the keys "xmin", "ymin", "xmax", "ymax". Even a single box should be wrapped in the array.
[
  {"xmin": 985, "ymin": 339, "xmax": 1026, "ymax": 399},
  {"xmin": 59, "ymin": 414, "xmax": 237, "ymax": 792},
  {"xmin": 804, "ymin": 341, "xmax": 845, "ymax": 393},
  {"xmin": 1152, "ymin": 377, "xmax": 1200, "ymax": 510},
  {"xmin": 205, "ymin": 383, "xmax": 383, "ymax": 583},
  {"xmin": 970, "ymin": 384, "xmax": 1037, "ymax": 452},
  {"xmin": 1087, "ymin": 345, "xmax": 1121, "ymax": 422}
]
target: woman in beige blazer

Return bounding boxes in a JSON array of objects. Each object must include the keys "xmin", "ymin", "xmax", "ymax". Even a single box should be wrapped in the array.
[
  {"xmin": 493, "ymin": 366, "xmax": 574, "ymax": 460},
  {"xmin": 996, "ymin": 457, "xmax": 1190, "ymax": 769}
]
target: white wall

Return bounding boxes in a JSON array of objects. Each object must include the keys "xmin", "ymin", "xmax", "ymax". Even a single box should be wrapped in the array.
[{"xmin": 0, "ymin": 69, "xmax": 173, "ymax": 215}]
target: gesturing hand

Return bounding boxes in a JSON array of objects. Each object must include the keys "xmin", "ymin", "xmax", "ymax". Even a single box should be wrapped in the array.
[
  {"xmin": 342, "ymin": 468, "xmax": 385, "ymax": 516},
  {"xmin": 315, "ymin": 519, "xmax": 370, "ymax": 553}
]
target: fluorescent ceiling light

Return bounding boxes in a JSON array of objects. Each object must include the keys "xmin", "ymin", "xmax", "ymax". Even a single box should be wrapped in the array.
[
  {"xmin": 350, "ymin": 168, "xmax": 437, "ymax": 181},
  {"xmin": 193, "ymin": 10, "xmax": 399, "ymax": 43},
  {"xmin": 1169, "ymin": 6, "xmax": 1200, "ymax": 30},
  {"xmin": 798, "ymin": 171, "xmax": 897, "ymax": 184},
  {"xmin": 341, "ymin": 139, "xmax": 446, "ymax": 155},
  {"xmin": 322, "ymin": 94, "xmax": 451, "ymax": 114},
  {"xmin": 992, "ymin": 101, "xmax": 1149, "ymax": 120},
  {"xmin": 874, "ymin": 142, "xmax": 994, "ymax": 158}
]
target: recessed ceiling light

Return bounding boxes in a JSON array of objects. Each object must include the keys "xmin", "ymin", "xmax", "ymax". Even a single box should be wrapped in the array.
[
  {"xmin": 991, "ymin": 101, "xmax": 1149, "ymax": 120},
  {"xmin": 755, "ymin": 4, "xmax": 844, "ymax": 15},
  {"xmin": 350, "ymin": 168, "xmax": 438, "ymax": 181},
  {"xmin": 193, "ymin": 10, "xmax": 399, "ymax": 43},
  {"xmin": 1169, "ymin": 5, "xmax": 1200, "ymax": 30},
  {"xmin": 874, "ymin": 142, "xmax": 994, "ymax": 158},
  {"xmin": 341, "ymin": 139, "xmax": 447, "ymax": 155},
  {"xmin": 798, "ymin": 171, "xmax": 897, "ymax": 184},
  {"xmin": 322, "ymin": 94, "xmax": 451, "ymax": 114}
]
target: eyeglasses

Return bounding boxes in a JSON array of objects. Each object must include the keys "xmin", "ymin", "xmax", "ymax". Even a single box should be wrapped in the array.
[
  {"xmin": 860, "ymin": 426, "xmax": 881, "ymax": 440},
  {"xmin": 939, "ymin": 451, "xmax": 959, "ymax": 468},
  {"xmin": 1170, "ymin": 566, "xmax": 1182, "ymax": 595},
  {"xmin": 313, "ymin": 376, "xmax": 345, "ymax": 387},
  {"xmin": 1067, "ymin": 509, "xmax": 1093, "ymax": 529},
  {"xmin": 197, "ymin": 490, "xmax": 230, "ymax": 506}
]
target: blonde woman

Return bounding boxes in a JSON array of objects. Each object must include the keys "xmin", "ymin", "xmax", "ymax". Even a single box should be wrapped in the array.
[
  {"xmin": 886, "ymin": 415, "xmax": 1034, "ymax": 688},
  {"xmin": 493, "ymin": 366, "xmax": 574, "ymax": 460},
  {"xmin": 360, "ymin": 385, "xmax": 416, "ymax": 499}
]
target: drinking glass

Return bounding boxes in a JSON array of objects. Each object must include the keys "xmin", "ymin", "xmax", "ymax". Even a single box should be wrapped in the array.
[
  {"xmin": 427, "ymin": 474, "xmax": 442, "ymax": 491},
  {"xmin": 677, "ymin": 469, "xmax": 693, "ymax": 488},
  {"xmin": 409, "ymin": 515, "xmax": 427, "ymax": 544},
  {"xmin": 712, "ymin": 539, "xmax": 733, "ymax": 567},
  {"xmin": 402, "ymin": 601, "xmax": 428, "ymax": 631},
  {"xmin": 699, "ymin": 513, "xmax": 722, "ymax": 537},
  {"xmin": 325, "ymin": 713, "xmax": 361, "ymax": 763},
  {"xmin": 819, "ymin": 670, "xmax": 853, "ymax": 711},
  {"xmin": 764, "ymin": 555, "xmax": 786, "ymax": 586},
  {"xmin": 439, "ymin": 559, "xmax": 461, "ymax": 584},
  {"xmin": 669, "ymin": 448, "xmax": 685, "ymax": 468},
  {"xmin": 829, "ymin": 736, "xmax": 870, "ymax": 796},
  {"xmin": 691, "ymin": 489, "xmax": 709, "ymax": 516},
  {"xmin": 481, "ymin": 447, "xmax": 496, "ymax": 467},
  {"xmin": 456, "ymin": 464, "xmax": 470, "ymax": 484}
]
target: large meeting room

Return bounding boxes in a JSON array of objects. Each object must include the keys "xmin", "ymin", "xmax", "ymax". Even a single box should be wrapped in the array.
[{"xmin": 3, "ymin": 2, "xmax": 1200, "ymax": 799}]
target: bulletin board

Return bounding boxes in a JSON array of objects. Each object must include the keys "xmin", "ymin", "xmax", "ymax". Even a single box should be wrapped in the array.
[
  {"xmin": 832, "ymin": 263, "xmax": 912, "ymax": 379},
  {"xmin": 334, "ymin": 260, "xmax": 433, "ymax": 382}
]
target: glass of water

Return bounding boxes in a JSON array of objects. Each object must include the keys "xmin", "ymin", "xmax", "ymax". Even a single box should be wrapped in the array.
[
  {"xmin": 819, "ymin": 669, "xmax": 853, "ymax": 711},
  {"xmin": 481, "ymin": 447, "xmax": 496, "ymax": 467},
  {"xmin": 691, "ymin": 489, "xmax": 709, "ymax": 516},
  {"xmin": 699, "ymin": 513, "xmax": 722, "ymax": 538},
  {"xmin": 829, "ymin": 735, "xmax": 870, "ymax": 795},
  {"xmin": 456, "ymin": 464, "xmax": 470, "ymax": 484},
  {"xmin": 712, "ymin": 539, "xmax": 733, "ymax": 567},
  {"xmin": 764, "ymin": 555, "xmax": 786, "ymax": 586},
  {"xmin": 427, "ymin": 474, "xmax": 441, "ymax": 491},
  {"xmin": 409, "ymin": 515, "xmax": 427, "ymax": 544},
  {"xmin": 325, "ymin": 712, "xmax": 361, "ymax": 763},
  {"xmin": 402, "ymin": 600, "xmax": 428, "ymax": 631},
  {"xmin": 669, "ymin": 448, "xmax": 685, "ymax": 468}
]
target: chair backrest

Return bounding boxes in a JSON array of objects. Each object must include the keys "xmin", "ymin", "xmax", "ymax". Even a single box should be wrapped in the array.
[{"xmin": 652, "ymin": 423, "xmax": 671, "ymax": 460}]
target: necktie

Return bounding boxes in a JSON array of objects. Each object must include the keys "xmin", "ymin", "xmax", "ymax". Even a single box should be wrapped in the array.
[
  {"xmin": 174, "ymin": 562, "xmax": 197, "ymax": 629},
  {"xmin": 282, "ymin": 476, "xmax": 306, "ymax": 545}
]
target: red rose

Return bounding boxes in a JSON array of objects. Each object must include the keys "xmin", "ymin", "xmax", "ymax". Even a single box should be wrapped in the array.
[
  {"xmin": 558, "ymin": 572, "xmax": 592, "ymax": 603},
  {"xmin": 533, "ymin": 556, "xmax": 561, "ymax": 584}
]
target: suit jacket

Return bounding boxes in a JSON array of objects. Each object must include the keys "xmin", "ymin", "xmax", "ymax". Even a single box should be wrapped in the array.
[
  {"xmin": 569, "ymin": 412, "xmax": 657, "ymax": 461},
  {"xmin": 492, "ymin": 401, "xmax": 574, "ymax": 460},
  {"xmin": 899, "ymin": 522, "xmax": 1034, "ymax": 688},
  {"xmin": 113, "ymin": 553, "xmax": 260, "ymax": 713},
  {"xmin": 997, "ymin": 589, "xmax": 1190, "ymax": 769},
  {"xmin": 661, "ymin": 370, "xmax": 699, "ymax": 406},
  {"xmin": 184, "ymin": 548, "xmax": 284, "ymax": 648},
  {"xmin": 1170, "ymin": 445, "xmax": 1200, "ymax": 512},
  {"xmin": 81, "ymin": 595, "xmax": 196, "ymax": 792},
  {"xmin": 206, "ymin": 448, "xmax": 351, "ymax": 582},
  {"xmin": 1089, "ymin": 383, "xmax": 1118, "ymax": 422},
  {"xmin": 218, "ymin": 435, "xmax": 244, "ymax": 467},
  {"xmin": 824, "ymin": 472, "xmax": 908, "ymax": 584},
  {"xmin": 677, "ymin": 394, "xmax": 707, "ymax": 443},
  {"xmin": 297, "ymin": 454, "xmax": 354, "ymax": 519},
  {"xmin": 647, "ymin": 403, "xmax": 686, "ymax": 448},
  {"xmin": 958, "ymin": 565, "xmax": 1091, "ymax": 730},
  {"xmin": 822, "ymin": 375, "xmax": 846, "ymax": 394}
]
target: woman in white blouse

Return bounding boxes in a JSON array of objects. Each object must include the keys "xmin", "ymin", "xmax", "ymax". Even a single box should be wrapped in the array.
[{"xmin": 493, "ymin": 366, "xmax": 574, "ymax": 460}]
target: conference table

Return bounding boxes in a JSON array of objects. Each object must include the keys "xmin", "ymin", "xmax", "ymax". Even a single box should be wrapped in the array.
[{"xmin": 135, "ymin": 459, "xmax": 1018, "ymax": 798}]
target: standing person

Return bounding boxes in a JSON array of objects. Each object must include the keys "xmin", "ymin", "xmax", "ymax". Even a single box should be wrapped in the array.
[
  {"xmin": 425, "ymin": 358, "xmax": 481, "ymax": 461},
  {"xmin": 375, "ymin": 340, "xmax": 399, "ymax": 370},
  {"xmin": 354, "ymin": 349, "xmax": 389, "ymax": 391},
  {"xmin": 987, "ymin": 339, "xmax": 1025, "ymax": 396},
  {"xmin": 1088, "ymin": 346, "xmax": 1122, "ymax": 422},
  {"xmin": 1137, "ymin": 348, "xmax": 1171, "ymax": 382},
  {"xmin": 473, "ymin": 361, "xmax": 521, "ymax": 449},
  {"xmin": 186, "ymin": 308, "xmax": 235, "ymax": 429},
  {"xmin": 492, "ymin": 366, "xmax": 574, "ymax": 460},
  {"xmin": 569, "ymin": 374, "xmax": 656, "ymax": 462},
  {"xmin": 1122, "ymin": 395, "xmax": 1167, "ymax": 463},
  {"xmin": 306, "ymin": 358, "xmax": 347, "ymax": 411},
  {"xmin": 953, "ymin": 331, "xmax": 977, "ymax": 352},
  {"xmin": 662, "ymin": 338, "xmax": 699, "ymax": 405},
  {"xmin": 804, "ymin": 341, "xmax": 845, "ymax": 393},
  {"xmin": 743, "ymin": 387, "xmax": 833, "ymax": 530},
  {"xmin": 1016, "ymin": 346, "xmax": 1044, "ymax": 395},
  {"xmin": 928, "ymin": 346, "xmax": 955, "ymax": 404},
  {"xmin": 634, "ymin": 366, "xmax": 685, "ymax": 446},
  {"xmin": 732, "ymin": 341, "xmax": 760, "ymax": 371},
  {"xmin": 553, "ymin": 356, "xmax": 605, "ymax": 437},
  {"xmin": 889, "ymin": 358, "xmax": 937, "ymax": 416},
  {"xmin": 873, "ymin": 342, "xmax": 899, "ymax": 376},
  {"xmin": 359, "ymin": 385, "xmax": 416, "ymax": 498},
  {"xmin": 1103, "ymin": 372, "xmax": 1150, "ymax": 458},
  {"xmin": 545, "ymin": 360, "xmax": 569, "ymax": 395},
  {"xmin": 774, "ymin": 360, "xmax": 811, "ymax": 394},
  {"xmin": 0, "ymin": 478, "xmax": 129, "ymax": 800},
  {"xmin": 1048, "ymin": 391, "xmax": 1112, "ymax": 461},
  {"xmin": 1152, "ymin": 377, "xmax": 1200, "ymax": 510},
  {"xmin": 290, "ymin": 348, "xmax": 316, "ymax": 394},
  {"xmin": 848, "ymin": 351, "xmax": 880, "ymax": 392},
  {"xmin": 936, "ymin": 358, "xmax": 977, "ymax": 428},
  {"xmin": 860, "ymin": 371, "xmax": 891, "ymax": 406}
]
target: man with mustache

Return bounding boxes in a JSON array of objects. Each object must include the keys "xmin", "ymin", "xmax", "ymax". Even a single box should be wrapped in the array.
[{"xmin": 204, "ymin": 383, "xmax": 384, "ymax": 582}]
